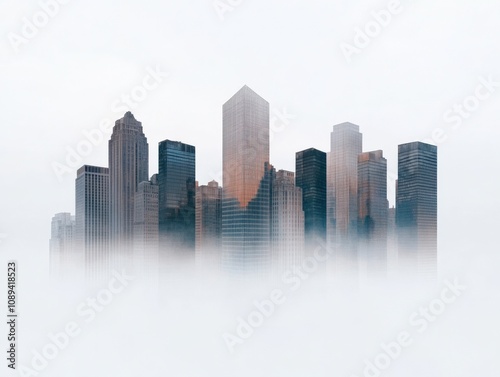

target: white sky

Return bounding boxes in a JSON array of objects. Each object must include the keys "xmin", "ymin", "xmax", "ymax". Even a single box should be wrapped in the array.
[{"xmin": 0, "ymin": 0, "xmax": 499, "ymax": 258}]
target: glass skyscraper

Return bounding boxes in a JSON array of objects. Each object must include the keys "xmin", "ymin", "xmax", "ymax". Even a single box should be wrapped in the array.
[
  {"xmin": 158, "ymin": 140, "xmax": 196, "ymax": 265},
  {"xmin": 327, "ymin": 122, "xmax": 363, "ymax": 279},
  {"xmin": 396, "ymin": 142, "xmax": 437, "ymax": 280},
  {"xmin": 108, "ymin": 112, "xmax": 149, "ymax": 266},
  {"xmin": 295, "ymin": 148, "xmax": 327, "ymax": 251},
  {"xmin": 222, "ymin": 85, "xmax": 271, "ymax": 274},
  {"xmin": 75, "ymin": 165, "xmax": 110, "ymax": 282},
  {"xmin": 357, "ymin": 150, "xmax": 388, "ymax": 279},
  {"xmin": 327, "ymin": 122, "xmax": 363, "ymax": 245}
]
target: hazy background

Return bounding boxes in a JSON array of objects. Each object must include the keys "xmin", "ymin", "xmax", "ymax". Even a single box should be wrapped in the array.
[{"xmin": 0, "ymin": 0, "xmax": 499, "ymax": 375}]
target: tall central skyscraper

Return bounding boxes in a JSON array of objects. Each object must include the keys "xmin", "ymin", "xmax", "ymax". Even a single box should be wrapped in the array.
[
  {"xmin": 327, "ymin": 122, "xmax": 362, "ymax": 278},
  {"xmin": 109, "ymin": 112, "xmax": 149, "ymax": 265},
  {"xmin": 222, "ymin": 85, "xmax": 271, "ymax": 274}
]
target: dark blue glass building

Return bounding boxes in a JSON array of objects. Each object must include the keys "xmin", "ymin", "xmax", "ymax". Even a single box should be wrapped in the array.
[
  {"xmin": 295, "ymin": 148, "xmax": 327, "ymax": 250},
  {"xmin": 158, "ymin": 140, "xmax": 196, "ymax": 264}
]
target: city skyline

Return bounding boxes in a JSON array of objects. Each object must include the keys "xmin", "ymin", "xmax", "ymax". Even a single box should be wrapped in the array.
[
  {"xmin": 49, "ymin": 85, "xmax": 438, "ymax": 283},
  {"xmin": 2, "ymin": 2, "xmax": 494, "ymax": 277},
  {"xmin": 3, "ymin": 2, "xmax": 495, "ymax": 375}
]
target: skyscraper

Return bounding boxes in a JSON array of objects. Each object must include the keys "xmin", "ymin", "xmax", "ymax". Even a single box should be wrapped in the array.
[
  {"xmin": 49, "ymin": 212, "xmax": 76, "ymax": 281},
  {"xmin": 271, "ymin": 170, "xmax": 305, "ymax": 278},
  {"xmin": 195, "ymin": 180, "xmax": 222, "ymax": 271},
  {"xmin": 109, "ymin": 112, "xmax": 149, "ymax": 266},
  {"xmin": 396, "ymin": 142, "xmax": 437, "ymax": 280},
  {"xmin": 357, "ymin": 151, "xmax": 388, "ymax": 279},
  {"xmin": 327, "ymin": 122, "xmax": 363, "ymax": 278},
  {"xmin": 158, "ymin": 140, "xmax": 196, "ymax": 265},
  {"xmin": 295, "ymin": 148, "xmax": 327, "ymax": 251},
  {"xmin": 222, "ymin": 85, "xmax": 271, "ymax": 274},
  {"xmin": 133, "ymin": 174, "xmax": 159, "ymax": 282},
  {"xmin": 75, "ymin": 165, "xmax": 110, "ymax": 282}
]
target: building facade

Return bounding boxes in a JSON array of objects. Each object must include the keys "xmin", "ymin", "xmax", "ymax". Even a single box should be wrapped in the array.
[
  {"xmin": 271, "ymin": 170, "xmax": 305, "ymax": 277},
  {"xmin": 396, "ymin": 142, "xmax": 437, "ymax": 280},
  {"xmin": 222, "ymin": 85, "xmax": 271, "ymax": 274},
  {"xmin": 327, "ymin": 122, "xmax": 363, "ymax": 277},
  {"xmin": 195, "ymin": 180, "xmax": 222, "ymax": 271},
  {"xmin": 75, "ymin": 165, "xmax": 110, "ymax": 282},
  {"xmin": 133, "ymin": 175, "xmax": 159, "ymax": 281},
  {"xmin": 295, "ymin": 148, "xmax": 327, "ymax": 252},
  {"xmin": 108, "ymin": 112, "xmax": 149, "ymax": 266},
  {"xmin": 357, "ymin": 150, "xmax": 388, "ymax": 279},
  {"xmin": 158, "ymin": 140, "xmax": 196, "ymax": 265}
]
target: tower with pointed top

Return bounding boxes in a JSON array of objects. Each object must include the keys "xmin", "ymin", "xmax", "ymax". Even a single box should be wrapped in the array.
[{"xmin": 109, "ymin": 112, "xmax": 149, "ymax": 264}]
